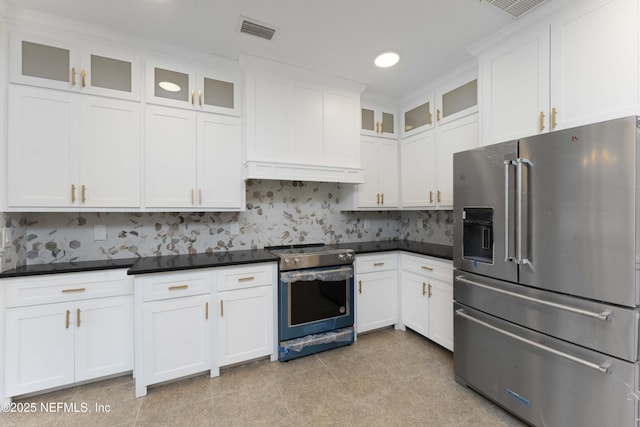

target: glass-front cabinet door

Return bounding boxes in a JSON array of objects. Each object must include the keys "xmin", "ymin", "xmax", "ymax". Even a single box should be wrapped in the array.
[
  {"xmin": 10, "ymin": 32, "xmax": 81, "ymax": 91},
  {"xmin": 81, "ymin": 44, "xmax": 141, "ymax": 100},
  {"xmin": 402, "ymin": 96, "xmax": 434, "ymax": 137},
  {"xmin": 435, "ymin": 78, "xmax": 478, "ymax": 126},
  {"xmin": 146, "ymin": 59, "xmax": 240, "ymax": 116},
  {"xmin": 360, "ymin": 104, "xmax": 397, "ymax": 138}
]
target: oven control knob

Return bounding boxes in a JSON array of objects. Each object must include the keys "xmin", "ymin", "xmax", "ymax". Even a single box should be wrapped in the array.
[
  {"xmin": 284, "ymin": 258, "xmax": 291, "ymax": 265},
  {"xmin": 294, "ymin": 257, "xmax": 300, "ymax": 264},
  {"xmin": 338, "ymin": 254, "xmax": 346, "ymax": 261},
  {"xmin": 346, "ymin": 253, "xmax": 354, "ymax": 261}
]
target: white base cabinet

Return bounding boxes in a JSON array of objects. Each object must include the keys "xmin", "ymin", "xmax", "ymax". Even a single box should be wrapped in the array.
[
  {"xmin": 355, "ymin": 253, "xmax": 398, "ymax": 334},
  {"xmin": 217, "ymin": 263, "xmax": 277, "ymax": 367},
  {"xmin": 3, "ymin": 270, "xmax": 133, "ymax": 397},
  {"xmin": 399, "ymin": 254, "xmax": 453, "ymax": 351}
]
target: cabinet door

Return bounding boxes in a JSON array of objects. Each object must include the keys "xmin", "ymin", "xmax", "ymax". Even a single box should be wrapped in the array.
[
  {"xmin": 402, "ymin": 97, "xmax": 434, "ymax": 138},
  {"xmin": 146, "ymin": 59, "xmax": 197, "ymax": 109},
  {"xmin": 197, "ymin": 114, "xmax": 243, "ymax": 209},
  {"xmin": 75, "ymin": 296, "xmax": 134, "ymax": 382},
  {"xmin": 378, "ymin": 140, "xmax": 399, "ymax": 207},
  {"xmin": 361, "ymin": 105, "xmax": 397, "ymax": 139},
  {"xmin": 197, "ymin": 70, "xmax": 241, "ymax": 116},
  {"xmin": 427, "ymin": 277, "xmax": 453, "ymax": 351},
  {"xmin": 356, "ymin": 137, "xmax": 381, "ymax": 208},
  {"xmin": 249, "ymin": 77, "xmax": 292, "ymax": 162},
  {"xmin": 400, "ymin": 130, "xmax": 436, "ymax": 208},
  {"xmin": 81, "ymin": 43, "xmax": 141, "ymax": 100},
  {"xmin": 218, "ymin": 287, "xmax": 273, "ymax": 367},
  {"xmin": 142, "ymin": 294, "xmax": 211, "ymax": 385},
  {"xmin": 356, "ymin": 270, "xmax": 398, "ymax": 334},
  {"xmin": 400, "ymin": 272, "xmax": 429, "ymax": 337},
  {"xmin": 10, "ymin": 32, "xmax": 80, "ymax": 91},
  {"xmin": 435, "ymin": 113, "xmax": 479, "ymax": 208},
  {"xmin": 144, "ymin": 105, "xmax": 197, "ymax": 208},
  {"xmin": 479, "ymin": 25, "xmax": 549, "ymax": 145},
  {"xmin": 549, "ymin": 0, "xmax": 639, "ymax": 130},
  {"xmin": 79, "ymin": 96, "xmax": 141, "ymax": 208},
  {"xmin": 5, "ymin": 303, "xmax": 75, "ymax": 396},
  {"xmin": 324, "ymin": 91, "xmax": 360, "ymax": 167},
  {"xmin": 8, "ymin": 85, "xmax": 79, "ymax": 208},
  {"xmin": 436, "ymin": 79, "xmax": 478, "ymax": 126}
]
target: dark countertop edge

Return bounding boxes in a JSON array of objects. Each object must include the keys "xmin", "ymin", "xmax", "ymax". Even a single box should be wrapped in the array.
[{"xmin": 0, "ymin": 241, "xmax": 452, "ymax": 278}]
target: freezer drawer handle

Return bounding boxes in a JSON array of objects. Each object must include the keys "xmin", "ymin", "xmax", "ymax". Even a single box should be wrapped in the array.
[
  {"xmin": 455, "ymin": 276, "xmax": 612, "ymax": 322},
  {"xmin": 455, "ymin": 310, "xmax": 611, "ymax": 374}
]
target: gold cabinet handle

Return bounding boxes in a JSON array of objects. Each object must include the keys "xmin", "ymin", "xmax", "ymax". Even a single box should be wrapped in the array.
[
  {"xmin": 81, "ymin": 69, "xmax": 86, "ymax": 88},
  {"xmin": 421, "ymin": 266, "xmax": 433, "ymax": 272},
  {"xmin": 71, "ymin": 184, "xmax": 76, "ymax": 203},
  {"xmin": 437, "ymin": 190, "xmax": 441, "ymax": 203},
  {"xmin": 377, "ymin": 193, "xmax": 380, "ymax": 205},
  {"xmin": 198, "ymin": 189, "xmax": 202, "ymax": 205},
  {"xmin": 551, "ymin": 107, "xmax": 558, "ymax": 129},
  {"xmin": 358, "ymin": 280, "xmax": 362, "ymax": 294},
  {"xmin": 238, "ymin": 276, "xmax": 255, "ymax": 282},
  {"xmin": 62, "ymin": 287, "xmax": 86, "ymax": 293},
  {"xmin": 381, "ymin": 193, "xmax": 384, "ymax": 205},
  {"xmin": 220, "ymin": 300, "xmax": 224, "ymax": 317},
  {"xmin": 373, "ymin": 262, "xmax": 385, "ymax": 267},
  {"xmin": 71, "ymin": 67, "xmax": 77, "ymax": 86},
  {"xmin": 81, "ymin": 185, "xmax": 86, "ymax": 203},
  {"xmin": 422, "ymin": 282, "xmax": 427, "ymax": 296},
  {"xmin": 428, "ymin": 283, "xmax": 432, "ymax": 298},
  {"xmin": 380, "ymin": 122, "xmax": 383, "ymax": 134},
  {"xmin": 191, "ymin": 189, "xmax": 195, "ymax": 205},
  {"xmin": 168, "ymin": 284, "xmax": 189, "ymax": 291},
  {"xmin": 376, "ymin": 122, "xmax": 380, "ymax": 134},
  {"xmin": 191, "ymin": 89, "xmax": 195, "ymax": 105},
  {"xmin": 205, "ymin": 302, "xmax": 209, "ymax": 320},
  {"xmin": 198, "ymin": 90, "xmax": 202, "ymax": 106},
  {"xmin": 429, "ymin": 191, "xmax": 433, "ymax": 204},
  {"xmin": 539, "ymin": 111, "xmax": 545, "ymax": 132},
  {"xmin": 436, "ymin": 108, "xmax": 441, "ymax": 122},
  {"xmin": 77, "ymin": 308, "xmax": 81, "ymax": 327},
  {"xmin": 65, "ymin": 310, "xmax": 70, "ymax": 329},
  {"xmin": 428, "ymin": 111, "xmax": 433, "ymax": 125}
]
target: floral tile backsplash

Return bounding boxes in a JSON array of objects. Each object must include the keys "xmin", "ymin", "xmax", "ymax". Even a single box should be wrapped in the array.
[{"xmin": 4, "ymin": 180, "xmax": 453, "ymax": 266}]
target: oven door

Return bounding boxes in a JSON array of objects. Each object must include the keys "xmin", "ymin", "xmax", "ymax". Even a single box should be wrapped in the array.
[{"xmin": 279, "ymin": 265, "xmax": 354, "ymax": 341}]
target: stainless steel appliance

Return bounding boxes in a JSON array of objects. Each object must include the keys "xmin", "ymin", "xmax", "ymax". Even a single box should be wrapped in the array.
[
  {"xmin": 269, "ymin": 245, "xmax": 355, "ymax": 361},
  {"xmin": 453, "ymin": 116, "xmax": 640, "ymax": 426}
]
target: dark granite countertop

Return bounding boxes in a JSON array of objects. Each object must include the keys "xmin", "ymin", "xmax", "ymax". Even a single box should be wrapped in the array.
[
  {"xmin": 127, "ymin": 249, "xmax": 279, "ymax": 275},
  {"xmin": 0, "ymin": 241, "xmax": 452, "ymax": 278},
  {"xmin": 0, "ymin": 257, "xmax": 140, "ymax": 278}
]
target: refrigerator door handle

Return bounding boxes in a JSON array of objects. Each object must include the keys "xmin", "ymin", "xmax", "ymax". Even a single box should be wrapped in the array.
[
  {"xmin": 504, "ymin": 160, "xmax": 516, "ymax": 262},
  {"xmin": 517, "ymin": 158, "xmax": 533, "ymax": 266},
  {"xmin": 455, "ymin": 276, "xmax": 613, "ymax": 321},
  {"xmin": 455, "ymin": 309, "xmax": 612, "ymax": 374}
]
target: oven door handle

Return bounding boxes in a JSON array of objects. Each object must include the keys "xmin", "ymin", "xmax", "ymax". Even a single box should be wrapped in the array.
[{"xmin": 280, "ymin": 266, "xmax": 354, "ymax": 282}]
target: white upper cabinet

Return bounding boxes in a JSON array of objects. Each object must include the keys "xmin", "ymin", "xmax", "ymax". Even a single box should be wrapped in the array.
[
  {"xmin": 146, "ymin": 58, "xmax": 241, "ymax": 116},
  {"xmin": 400, "ymin": 129, "xmax": 436, "ymax": 208},
  {"xmin": 145, "ymin": 105, "xmax": 243, "ymax": 210},
  {"xmin": 401, "ymin": 95, "xmax": 435, "ymax": 138},
  {"xmin": 8, "ymin": 85, "xmax": 141, "ymax": 209},
  {"xmin": 475, "ymin": 0, "xmax": 639, "ymax": 145},
  {"xmin": 10, "ymin": 31, "xmax": 141, "ymax": 100},
  {"xmin": 361, "ymin": 103, "xmax": 398, "ymax": 139},
  {"xmin": 241, "ymin": 55, "xmax": 365, "ymax": 183}
]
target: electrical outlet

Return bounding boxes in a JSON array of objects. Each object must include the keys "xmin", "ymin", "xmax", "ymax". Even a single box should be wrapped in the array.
[
  {"xmin": 363, "ymin": 220, "xmax": 371, "ymax": 229},
  {"xmin": 2, "ymin": 228, "xmax": 12, "ymax": 248},
  {"xmin": 93, "ymin": 225, "xmax": 107, "ymax": 241}
]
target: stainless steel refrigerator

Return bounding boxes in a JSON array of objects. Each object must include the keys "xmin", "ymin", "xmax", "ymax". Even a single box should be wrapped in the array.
[{"xmin": 453, "ymin": 116, "xmax": 640, "ymax": 426}]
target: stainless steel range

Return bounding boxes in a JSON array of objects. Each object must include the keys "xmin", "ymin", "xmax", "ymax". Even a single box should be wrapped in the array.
[{"xmin": 269, "ymin": 245, "xmax": 355, "ymax": 361}]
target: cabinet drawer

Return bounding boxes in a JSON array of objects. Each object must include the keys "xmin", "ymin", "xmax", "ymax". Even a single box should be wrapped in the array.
[
  {"xmin": 356, "ymin": 253, "xmax": 398, "ymax": 274},
  {"xmin": 139, "ymin": 270, "xmax": 211, "ymax": 302},
  {"xmin": 4, "ymin": 269, "xmax": 132, "ymax": 308},
  {"xmin": 217, "ymin": 263, "xmax": 276, "ymax": 292},
  {"xmin": 401, "ymin": 254, "xmax": 452, "ymax": 281}
]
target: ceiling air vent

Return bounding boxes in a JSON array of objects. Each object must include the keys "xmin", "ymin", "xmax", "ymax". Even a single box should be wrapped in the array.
[
  {"xmin": 239, "ymin": 17, "xmax": 277, "ymax": 41},
  {"xmin": 482, "ymin": 0, "xmax": 548, "ymax": 18}
]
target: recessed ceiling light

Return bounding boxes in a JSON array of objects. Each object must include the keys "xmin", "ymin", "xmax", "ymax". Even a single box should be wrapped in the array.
[
  {"xmin": 158, "ymin": 81, "xmax": 181, "ymax": 92},
  {"xmin": 375, "ymin": 52, "xmax": 400, "ymax": 68}
]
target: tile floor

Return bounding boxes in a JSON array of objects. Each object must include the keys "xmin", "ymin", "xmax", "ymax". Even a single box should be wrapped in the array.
[{"xmin": 3, "ymin": 328, "xmax": 526, "ymax": 426}]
